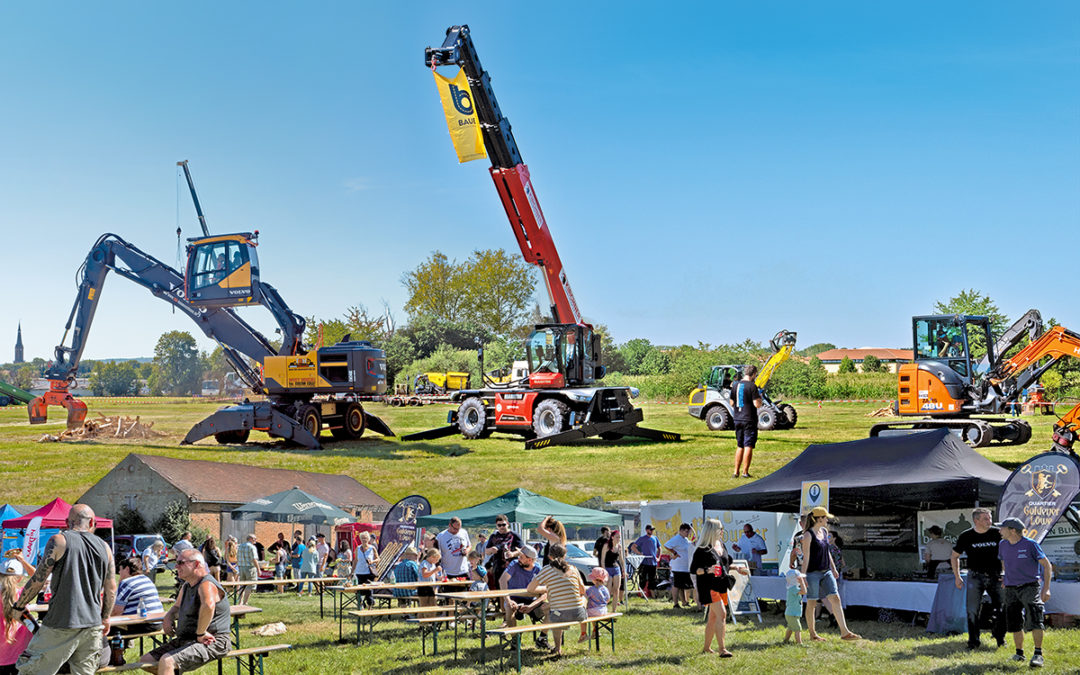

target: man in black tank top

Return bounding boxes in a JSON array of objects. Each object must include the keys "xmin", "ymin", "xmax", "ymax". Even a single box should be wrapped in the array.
[
  {"xmin": 142, "ymin": 550, "xmax": 232, "ymax": 674},
  {"xmin": 12, "ymin": 504, "xmax": 116, "ymax": 675}
]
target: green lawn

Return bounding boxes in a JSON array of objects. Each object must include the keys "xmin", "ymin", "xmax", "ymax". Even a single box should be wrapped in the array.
[{"xmin": 1, "ymin": 399, "xmax": 1076, "ymax": 673}]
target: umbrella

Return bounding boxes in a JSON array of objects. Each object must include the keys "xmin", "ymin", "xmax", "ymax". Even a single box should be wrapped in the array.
[{"xmin": 229, "ymin": 487, "xmax": 353, "ymax": 525}]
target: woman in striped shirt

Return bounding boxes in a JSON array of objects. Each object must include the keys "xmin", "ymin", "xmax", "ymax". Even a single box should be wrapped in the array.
[{"xmin": 527, "ymin": 544, "xmax": 586, "ymax": 656}]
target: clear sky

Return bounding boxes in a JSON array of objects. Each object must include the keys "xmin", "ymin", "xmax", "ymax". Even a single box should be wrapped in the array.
[{"xmin": 1, "ymin": 2, "xmax": 1077, "ymax": 362}]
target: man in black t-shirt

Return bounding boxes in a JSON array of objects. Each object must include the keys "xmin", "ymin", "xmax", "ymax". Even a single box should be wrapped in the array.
[
  {"xmin": 729, "ymin": 365, "xmax": 762, "ymax": 479},
  {"xmin": 950, "ymin": 507, "xmax": 1005, "ymax": 649}
]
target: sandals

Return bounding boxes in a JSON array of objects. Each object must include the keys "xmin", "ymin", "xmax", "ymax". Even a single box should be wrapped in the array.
[
  {"xmin": 719, "ymin": 650, "xmax": 734, "ymax": 658},
  {"xmin": 810, "ymin": 635, "xmax": 827, "ymax": 641},
  {"xmin": 841, "ymin": 632, "xmax": 862, "ymax": 641}
]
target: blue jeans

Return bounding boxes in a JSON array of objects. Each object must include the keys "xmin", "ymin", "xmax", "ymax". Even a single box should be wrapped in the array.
[
  {"xmin": 297, "ymin": 571, "xmax": 315, "ymax": 593},
  {"xmin": 966, "ymin": 572, "xmax": 1005, "ymax": 645}
]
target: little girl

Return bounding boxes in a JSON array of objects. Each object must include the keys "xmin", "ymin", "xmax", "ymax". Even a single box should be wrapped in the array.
[
  {"xmin": 467, "ymin": 550, "xmax": 488, "ymax": 592},
  {"xmin": 1, "ymin": 553, "xmax": 36, "ymax": 675},
  {"xmin": 418, "ymin": 548, "xmax": 444, "ymax": 608},
  {"xmin": 579, "ymin": 567, "xmax": 610, "ymax": 642}
]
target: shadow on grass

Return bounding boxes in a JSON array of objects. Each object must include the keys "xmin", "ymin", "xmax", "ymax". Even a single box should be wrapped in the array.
[{"xmin": 890, "ymin": 639, "xmax": 972, "ymax": 661}]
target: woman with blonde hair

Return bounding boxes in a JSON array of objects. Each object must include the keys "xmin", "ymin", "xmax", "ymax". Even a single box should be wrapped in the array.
[
  {"xmin": 1, "ymin": 552, "xmax": 36, "ymax": 675},
  {"xmin": 224, "ymin": 536, "xmax": 239, "ymax": 582},
  {"xmin": 537, "ymin": 516, "xmax": 566, "ymax": 565},
  {"xmin": 692, "ymin": 518, "xmax": 746, "ymax": 657}
]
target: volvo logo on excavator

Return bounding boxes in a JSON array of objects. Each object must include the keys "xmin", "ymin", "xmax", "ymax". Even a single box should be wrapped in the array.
[{"xmin": 449, "ymin": 83, "xmax": 474, "ymax": 115}]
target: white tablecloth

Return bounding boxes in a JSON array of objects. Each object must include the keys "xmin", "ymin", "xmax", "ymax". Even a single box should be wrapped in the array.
[{"xmin": 746, "ymin": 576, "xmax": 1080, "ymax": 614}]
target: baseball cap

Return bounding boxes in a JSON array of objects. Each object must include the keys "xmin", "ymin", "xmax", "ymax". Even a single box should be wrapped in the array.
[
  {"xmin": 809, "ymin": 506, "xmax": 834, "ymax": 519},
  {"xmin": 996, "ymin": 517, "xmax": 1025, "ymax": 531},
  {"xmin": 520, "ymin": 545, "xmax": 538, "ymax": 559},
  {"xmin": 1, "ymin": 559, "xmax": 25, "ymax": 576},
  {"xmin": 645, "ymin": 524, "xmax": 654, "ymax": 531}
]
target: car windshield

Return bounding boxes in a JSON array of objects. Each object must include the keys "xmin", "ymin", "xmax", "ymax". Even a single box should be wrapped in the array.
[{"xmin": 565, "ymin": 543, "xmax": 589, "ymax": 558}]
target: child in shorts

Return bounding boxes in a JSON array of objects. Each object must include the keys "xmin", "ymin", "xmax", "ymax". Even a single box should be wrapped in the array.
[
  {"xmin": 579, "ymin": 567, "xmax": 611, "ymax": 642},
  {"xmin": 418, "ymin": 548, "xmax": 444, "ymax": 608},
  {"xmin": 784, "ymin": 568, "xmax": 807, "ymax": 644}
]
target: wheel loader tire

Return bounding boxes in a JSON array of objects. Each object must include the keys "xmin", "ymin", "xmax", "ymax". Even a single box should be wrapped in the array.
[
  {"xmin": 457, "ymin": 397, "xmax": 489, "ymax": 439},
  {"xmin": 757, "ymin": 407, "xmax": 778, "ymax": 431},
  {"xmin": 331, "ymin": 402, "xmax": 366, "ymax": 440},
  {"xmin": 296, "ymin": 404, "xmax": 321, "ymax": 439},
  {"xmin": 780, "ymin": 404, "xmax": 798, "ymax": 429},
  {"xmin": 533, "ymin": 399, "xmax": 569, "ymax": 438},
  {"xmin": 214, "ymin": 429, "xmax": 250, "ymax": 444},
  {"xmin": 704, "ymin": 405, "xmax": 732, "ymax": 432}
]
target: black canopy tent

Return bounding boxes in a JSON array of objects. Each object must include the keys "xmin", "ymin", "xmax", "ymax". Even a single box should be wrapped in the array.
[{"xmin": 703, "ymin": 429, "xmax": 1011, "ymax": 515}]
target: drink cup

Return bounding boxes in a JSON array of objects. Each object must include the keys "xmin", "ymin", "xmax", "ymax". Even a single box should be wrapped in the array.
[{"xmin": 712, "ymin": 564, "xmax": 723, "ymax": 577}]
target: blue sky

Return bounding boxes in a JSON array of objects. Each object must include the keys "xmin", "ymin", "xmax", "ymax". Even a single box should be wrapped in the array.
[{"xmin": 1, "ymin": 2, "xmax": 1077, "ymax": 361}]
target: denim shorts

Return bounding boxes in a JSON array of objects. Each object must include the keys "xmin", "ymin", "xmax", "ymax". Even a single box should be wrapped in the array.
[{"xmin": 805, "ymin": 569, "xmax": 838, "ymax": 600}]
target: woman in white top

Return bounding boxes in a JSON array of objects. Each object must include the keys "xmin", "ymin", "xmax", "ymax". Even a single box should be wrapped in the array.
[
  {"xmin": 352, "ymin": 532, "xmax": 380, "ymax": 607},
  {"xmin": 142, "ymin": 541, "xmax": 164, "ymax": 584}
]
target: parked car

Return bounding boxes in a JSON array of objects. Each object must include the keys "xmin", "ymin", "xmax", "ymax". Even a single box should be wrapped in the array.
[{"xmin": 113, "ymin": 534, "xmax": 167, "ymax": 563}]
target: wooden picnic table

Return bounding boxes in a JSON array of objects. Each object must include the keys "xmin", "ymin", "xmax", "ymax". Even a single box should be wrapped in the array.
[
  {"xmin": 328, "ymin": 580, "xmax": 471, "ymax": 641},
  {"xmin": 28, "ymin": 604, "xmax": 261, "ymax": 649},
  {"xmin": 221, "ymin": 576, "xmax": 342, "ymax": 616},
  {"xmin": 437, "ymin": 587, "xmax": 544, "ymax": 664}
]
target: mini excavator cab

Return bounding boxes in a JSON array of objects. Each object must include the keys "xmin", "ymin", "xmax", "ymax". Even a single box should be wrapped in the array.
[{"xmin": 185, "ymin": 232, "xmax": 261, "ymax": 308}]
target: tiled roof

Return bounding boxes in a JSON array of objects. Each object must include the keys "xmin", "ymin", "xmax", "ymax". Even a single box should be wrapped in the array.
[
  {"xmin": 815, "ymin": 348, "xmax": 914, "ymax": 362},
  {"xmin": 127, "ymin": 454, "xmax": 389, "ymax": 511}
]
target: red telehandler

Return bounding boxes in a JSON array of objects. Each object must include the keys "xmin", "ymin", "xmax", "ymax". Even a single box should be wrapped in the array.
[{"xmin": 404, "ymin": 25, "xmax": 680, "ymax": 449}]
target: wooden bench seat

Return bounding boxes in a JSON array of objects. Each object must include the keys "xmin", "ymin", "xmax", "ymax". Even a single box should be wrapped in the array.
[
  {"xmin": 485, "ymin": 613, "xmax": 623, "ymax": 673},
  {"xmin": 97, "ymin": 643, "xmax": 291, "ymax": 674},
  {"xmin": 348, "ymin": 605, "xmax": 454, "ymax": 644}
]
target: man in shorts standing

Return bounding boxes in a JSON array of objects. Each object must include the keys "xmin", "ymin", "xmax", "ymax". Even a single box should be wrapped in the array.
[
  {"xmin": 663, "ymin": 523, "xmax": 696, "ymax": 609},
  {"xmin": 729, "ymin": 364, "xmax": 762, "ymax": 478},
  {"xmin": 997, "ymin": 518, "xmax": 1052, "ymax": 668}
]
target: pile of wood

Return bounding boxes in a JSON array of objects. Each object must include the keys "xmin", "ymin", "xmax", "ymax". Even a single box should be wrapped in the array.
[
  {"xmin": 867, "ymin": 405, "xmax": 898, "ymax": 418},
  {"xmin": 38, "ymin": 414, "xmax": 165, "ymax": 442}
]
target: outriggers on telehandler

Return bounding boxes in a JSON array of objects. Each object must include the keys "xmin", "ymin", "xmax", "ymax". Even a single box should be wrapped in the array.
[{"xmin": 403, "ymin": 25, "xmax": 680, "ymax": 449}]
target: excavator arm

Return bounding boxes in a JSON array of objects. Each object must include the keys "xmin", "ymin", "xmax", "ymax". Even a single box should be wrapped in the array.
[
  {"xmin": 30, "ymin": 233, "xmax": 304, "ymax": 427},
  {"xmin": 755, "ymin": 330, "xmax": 797, "ymax": 389},
  {"xmin": 984, "ymin": 325, "xmax": 1080, "ymax": 406},
  {"xmin": 426, "ymin": 25, "xmax": 582, "ymax": 325}
]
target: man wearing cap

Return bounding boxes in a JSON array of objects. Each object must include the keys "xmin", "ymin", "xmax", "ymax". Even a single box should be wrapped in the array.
[
  {"xmin": 997, "ymin": 517, "xmax": 1052, "ymax": 668},
  {"xmin": 630, "ymin": 525, "xmax": 661, "ymax": 598},
  {"xmin": 950, "ymin": 506, "xmax": 1005, "ymax": 649},
  {"xmin": 498, "ymin": 546, "xmax": 549, "ymax": 650}
]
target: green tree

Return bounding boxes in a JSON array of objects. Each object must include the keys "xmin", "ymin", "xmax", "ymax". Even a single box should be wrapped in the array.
[
  {"xmin": 148, "ymin": 331, "xmax": 202, "ymax": 395},
  {"xmin": 150, "ymin": 501, "xmax": 208, "ymax": 546},
  {"xmin": 619, "ymin": 338, "xmax": 655, "ymax": 375},
  {"xmin": 89, "ymin": 360, "xmax": 140, "ymax": 396},
  {"xmin": 639, "ymin": 349, "xmax": 672, "ymax": 376},
  {"xmin": 113, "ymin": 505, "xmax": 148, "ymax": 535},
  {"xmin": 306, "ymin": 303, "xmax": 390, "ymax": 347},
  {"xmin": 12, "ymin": 364, "xmax": 35, "ymax": 390},
  {"xmin": 932, "ymin": 289, "xmax": 1008, "ymax": 335},
  {"xmin": 401, "ymin": 251, "xmax": 468, "ymax": 324},
  {"xmin": 838, "ymin": 356, "xmax": 856, "ymax": 374},
  {"xmin": 861, "ymin": 354, "xmax": 884, "ymax": 373},
  {"xmin": 798, "ymin": 343, "xmax": 836, "ymax": 358}
]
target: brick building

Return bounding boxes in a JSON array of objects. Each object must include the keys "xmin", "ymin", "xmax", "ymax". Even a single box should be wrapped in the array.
[{"xmin": 79, "ymin": 453, "xmax": 390, "ymax": 543}]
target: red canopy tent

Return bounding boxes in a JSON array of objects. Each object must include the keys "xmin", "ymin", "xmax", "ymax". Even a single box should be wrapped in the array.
[{"xmin": 2, "ymin": 498, "xmax": 114, "ymax": 529}]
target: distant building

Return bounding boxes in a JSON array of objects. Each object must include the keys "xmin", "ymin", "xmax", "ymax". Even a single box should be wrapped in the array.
[
  {"xmin": 14, "ymin": 323, "xmax": 23, "ymax": 364},
  {"xmin": 815, "ymin": 348, "xmax": 914, "ymax": 373},
  {"xmin": 80, "ymin": 453, "xmax": 391, "ymax": 543}
]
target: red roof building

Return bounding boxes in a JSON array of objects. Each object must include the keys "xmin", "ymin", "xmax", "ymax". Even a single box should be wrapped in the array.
[{"xmin": 814, "ymin": 348, "xmax": 914, "ymax": 373}]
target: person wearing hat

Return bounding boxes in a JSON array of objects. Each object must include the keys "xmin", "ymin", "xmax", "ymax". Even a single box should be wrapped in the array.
[
  {"xmin": 950, "ymin": 506, "xmax": 1006, "ymax": 649},
  {"xmin": 800, "ymin": 506, "xmax": 860, "ymax": 642},
  {"xmin": 498, "ymin": 546, "xmax": 549, "ymax": 650},
  {"xmin": 1, "ymin": 553, "xmax": 36, "ymax": 675},
  {"xmin": 630, "ymin": 525, "xmax": 661, "ymax": 598},
  {"xmin": 997, "ymin": 517, "xmax": 1052, "ymax": 668}
]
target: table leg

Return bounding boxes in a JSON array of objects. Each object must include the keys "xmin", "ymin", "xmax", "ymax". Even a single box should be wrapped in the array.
[
  {"xmin": 433, "ymin": 621, "xmax": 439, "ymax": 656},
  {"xmin": 453, "ymin": 599, "xmax": 460, "ymax": 661},
  {"xmin": 515, "ymin": 634, "xmax": 522, "ymax": 674},
  {"xmin": 479, "ymin": 597, "xmax": 489, "ymax": 664},
  {"xmin": 319, "ymin": 584, "xmax": 324, "ymax": 618}
]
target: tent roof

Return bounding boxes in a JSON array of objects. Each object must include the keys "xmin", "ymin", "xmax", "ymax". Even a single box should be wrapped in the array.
[
  {"xmin": 230, "ymin": 487, "xmax": 354, "ymax": 526},
  {"xmin": 702, "ymin": 430, "xmax": 1011, "ymax": 515},
  {"xmin": 2, "ymin": 498, "xmax": 114, "ymax": 529},
  {"xmin": 0, "ymin": 505, "xmax": 23, "ymax": 522},
  {"xmin": 416, "ymin": 488, "xmax": 620, "ymax": 529}
]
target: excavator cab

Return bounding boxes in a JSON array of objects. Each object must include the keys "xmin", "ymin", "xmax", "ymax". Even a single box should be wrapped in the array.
[{"xmin": 185, "ymin": 233, "xmax": 261, "ymax": 308}]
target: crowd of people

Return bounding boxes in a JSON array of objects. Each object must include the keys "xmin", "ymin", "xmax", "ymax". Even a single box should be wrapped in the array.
[{"xmin": 0, "ymin": 502, "xmax": 1060, "ymax": 671}]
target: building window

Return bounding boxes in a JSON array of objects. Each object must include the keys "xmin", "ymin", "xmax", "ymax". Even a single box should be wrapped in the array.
[{"xmin": 124, "ymin": 495, "xmax": 137, "ymax": 511}]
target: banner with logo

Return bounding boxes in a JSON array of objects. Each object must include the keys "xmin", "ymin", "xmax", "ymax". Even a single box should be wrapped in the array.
[
  {"xmin": 800, "ymin": 480, "xmax": 829, "ymax": 514},
  {"xmin": 433, "ymin": 68, "xmax": 487, "ymax": 163},
  {"xmin": 998, "ymin": 452, "xmax": 1080, "ymax": 543},
  {"xmin": 375, "ymin": 495, "xmax": 431, "ymax": 581},
  {"xmin": 24, "ymin": 516, "xmax": 43, "ymax": 564},
  {"xmin": 638, "ymin": 501, "xmax": 703, "ymax": 546}
]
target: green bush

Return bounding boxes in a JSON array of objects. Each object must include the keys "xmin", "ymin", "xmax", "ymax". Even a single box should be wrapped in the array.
[
  {"xmin": 861, "ymin": 354, "xmax": 884, "ymax": 373},
  {"xmin": 395, "ymin": 344, "xmax": 479, "ymax": 389},
  {"xmin": 113, "ymin": 506, "xmax": 148, "ymax": 535},
  {"xmin": 838, "ymin": 356, "xmax": 857, "ymax": 374},
  {"xmin": 150, "ymin": 501, "xmax": 209, "ymax": 545}
]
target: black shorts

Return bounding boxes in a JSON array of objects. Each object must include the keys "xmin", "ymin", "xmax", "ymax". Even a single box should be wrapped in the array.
[
  {"xmin": 1004, "ymin": 583, "xmax": 1044, "ymax": 633},
  {"xmin": 417, "ymin": 586, "xmax": 435, "ymax": 597},
  {"xmin": 672, "ymin": 571, "xmax": 694, "ymax": 590},
  {"xmin": 734, "ymin": 422, "xmax": 757, "ymax": 448}
]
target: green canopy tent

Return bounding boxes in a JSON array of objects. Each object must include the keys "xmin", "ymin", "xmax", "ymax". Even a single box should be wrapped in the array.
[{"xmin": 416, "ymin": 488, "xmax": 620, "ymax": 529}]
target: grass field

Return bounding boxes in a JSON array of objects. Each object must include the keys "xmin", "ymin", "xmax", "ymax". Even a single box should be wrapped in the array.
[{"xmin": 1, "ymin": 399, "xmax": 1076, "ymax": 673}]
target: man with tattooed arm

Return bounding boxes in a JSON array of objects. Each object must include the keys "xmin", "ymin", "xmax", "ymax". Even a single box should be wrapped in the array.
[{"xmin": 8, "ymin": 504, "xmax": 116, "ymax": 675}]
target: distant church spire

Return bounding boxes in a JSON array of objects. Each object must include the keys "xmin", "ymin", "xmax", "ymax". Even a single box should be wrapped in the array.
[{"xmin": 14, "ymin": 322, "xmax": 24, "ymax": 364}]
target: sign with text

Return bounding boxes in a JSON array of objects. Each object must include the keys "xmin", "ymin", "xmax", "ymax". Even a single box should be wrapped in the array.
[
  {"xmin": 800, "ymin": 480, "xmax": 829, "ymax": 514},
  {"xmin": 375, "ymin": 495, "xmax": 431, "ymax": 581},
  {"xmin": 998, "ymin": 453, "xmax": 1080, "ymax": 543}
]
